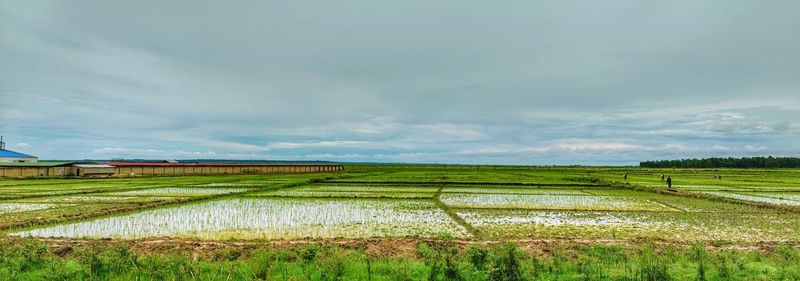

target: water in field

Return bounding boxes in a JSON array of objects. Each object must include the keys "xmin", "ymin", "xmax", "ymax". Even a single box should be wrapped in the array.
[
  {"xmin": 256, "ymin": 190, "xmax": 436, "ymax": 199},
  {"xmin": 458, "ymin": 209, "xmax": 800, "ymax": 241},
  {"xmin": 192, "ymin": 183, "xmax": 265, "ymax": 187},
  {"xmin": 298, "ymin": 184, "xmax": 440, "ymax": 193},
  {"xmin": 12, "ymin": 196, "xmax": 185, "ymax": 204},
  {"xmin": 741, "ymin": 192, "xmax": 800, "ymax": 202},
  {"xmin": 439, "ymin": 194, "xmax": 673, "ymax": 211},
  {"xmin": 106, "ymin": 187, "xmax": 250, "ymax": 196},
  {"xmin": 14, "ymin": 198, "xmax": 469, "ymax": 239},
  {"xmin": 441, "ymin": 187, "xmax": 588, "ymax": 195},
  {"xmin": 459, "ymin": 210, "xmax": 651, "ymax": 227},
  {"xmin": 702, "ymin": 191, "xmax": 800, "ymax": 206},
  {"xmin": 247, "ymin": 184, "xmax": 439, "ymax": 199},
  {"xmin": 0, "ymin": 203, "xmax": 60, "ymax": 214}
]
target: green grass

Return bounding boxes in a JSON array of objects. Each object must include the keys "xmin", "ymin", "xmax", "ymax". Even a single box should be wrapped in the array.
[{"xmin": 0, "ymin": 238, "xmax": 798, "ymax": 280}]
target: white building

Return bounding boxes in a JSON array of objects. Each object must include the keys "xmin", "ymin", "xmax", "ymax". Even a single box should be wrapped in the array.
[{"xmin": 0, "ymin": 137, "xmax": 38, "ymax": 163}]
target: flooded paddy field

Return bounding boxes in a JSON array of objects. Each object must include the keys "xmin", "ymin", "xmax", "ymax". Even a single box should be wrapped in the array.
[
  {"xmin": 252, "ymin": 189, "xmax": 437, "ymax": 199},
  {"xmin": 743, "ymin": 191, "xmax": 800, "ymax": 201},
  {"xmin": 247, "ymin": 184, "xmax": 439, "ymax": 199},
  {"xmin": 13, "ymin": 198, "xmax": 468, "ymax": 239},
  {"xmin": 441, "ymin": 186, "xmax": 591, "ymax": 195},
  {"xmin": 458, "ymin": 209, "xmax": 800, "ymax": 241},
  {"xmin": 699, "ymin": 191, "xmax": 800, "ymax": 206},
  {"xmin": 0, "ymin": 203, "xmax": 61, "ymax": 214},
  {"xmin": 439, "ymin": 192, "xmax": 675, "ymax": 211},
  {"xmin": 105, "ymin": 187, "xmax": 251, "ymax": 197},
  {"xmin": 0, "ymin": 167, "xmax": 798, "ymax": 243},
  {"xmin": 9, "ymin": 195, "xmax": 188, "ymax": 204}
]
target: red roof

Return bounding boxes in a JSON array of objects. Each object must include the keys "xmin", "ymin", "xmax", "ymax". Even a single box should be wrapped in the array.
[
  {"xmin": 104, "ymin": 162, "xmax": 199, "ymax": 167},
  {"xmin": 104, "ymin": 162, "xmax": 341, "ymax": 167}
]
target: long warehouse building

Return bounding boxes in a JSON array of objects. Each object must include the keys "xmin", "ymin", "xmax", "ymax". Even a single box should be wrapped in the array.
[{"xmin": 0, "ymin": 161, "xmax": 343, "ymax": 178}]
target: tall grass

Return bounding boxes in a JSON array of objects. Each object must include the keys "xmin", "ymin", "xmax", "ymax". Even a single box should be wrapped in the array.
[{"xmin": 0, "ymin": 239, "xmax": 797, "ymax": 280}]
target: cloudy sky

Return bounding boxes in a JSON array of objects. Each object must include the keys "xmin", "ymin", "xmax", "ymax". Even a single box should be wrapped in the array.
[{"xmin": 1, "ymin": 1, "xmax": 798, "ymax": 165}]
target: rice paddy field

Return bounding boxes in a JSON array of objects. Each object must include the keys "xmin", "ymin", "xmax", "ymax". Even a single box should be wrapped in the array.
[{"xmin": 1, "ymin": 165, "xmax": 799, "ymax": 280}]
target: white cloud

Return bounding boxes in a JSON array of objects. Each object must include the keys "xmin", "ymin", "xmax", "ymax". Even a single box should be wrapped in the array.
[
  {"xmin": 90, "ymin": 147, "xmax": 265, "ymax": 159},
  {"xmin": 267, "ymin": 141, "xmax": 372, "ymax": 149},
  {"xmin": 710, "ymin": 145, "xmax": 731, "ymax": 151},
  {"xmin": 553, "ymin": 140, "xmax": 640, "ymax": 151},
  {"xmin": 411, "ymin": 123, "xmax": 486, "ymax": 140},
  {"xmin": 11, "ymin": 142, "xmax": 31, "ymax": 149},
  {"xmin": 744, "ymin": 145, "xmax": 767, "ymax": 151},
  {"xmin": 663, "ymin": 143, "xmax": 692, "ymax": 150},
  {"xmin": 304, "ymin": 153, "xmax": 369, "ymax": 159}
]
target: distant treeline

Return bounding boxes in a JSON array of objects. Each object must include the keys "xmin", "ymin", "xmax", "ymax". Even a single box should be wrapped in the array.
[{"xmin": 640, "ymin": 156, "xmax": 800, "ymax": 168}]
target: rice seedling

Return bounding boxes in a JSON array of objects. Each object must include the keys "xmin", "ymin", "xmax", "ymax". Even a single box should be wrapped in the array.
[
  {"xmin": 699, "ymin": 191, "xmax": 800, "ymax": 206},
  {"xmin": 104, "ymin": 187, "xmax": 251, "ymax": 197},
  {"xmin": 0, "ymin": 203, "xmax": 61, "ymax": 214},
  {"xmin": 13, "ymin": 198, "xmax": 470, "ymax": 239},
  {"xmin": 740, "ymin": 191, "xmax": 800, "ymax": 202},
  {"xmin": 9, "ymin": 195, "xmax": 186, "ymax": 204},
  {"xmin": 440, "ymin": 193, "xmax": 673, "ymax": 211},
  {"xmin": 441, "ymin": 187, "xmax": 589, "ymax": 195},
  {"xmin": 251, "ymin": 189, "xmax": 437, "ymax": 199},
  {"xmin": 458, "ymin": 209, "xmax": 800, "ymax": 241}
]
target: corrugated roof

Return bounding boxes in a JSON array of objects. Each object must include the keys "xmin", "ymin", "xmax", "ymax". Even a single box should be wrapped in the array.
[
  {"xmin": 105, "ymin": 162, "xmax": 199, "ymax": 167},
  {"xmin": 104, "ymin": 161, "xmax": 342, "ymax": 167},
  {"xmin": 74, "ymin": 164, "xmax": 115, "ymax": 168},
  {"xmin": 0, "ymin": 149, "xmax": 37, "ymax": 158},
  {"xmin": 0, "ymin": 161, "xmax": 74, "ymax": 167}
]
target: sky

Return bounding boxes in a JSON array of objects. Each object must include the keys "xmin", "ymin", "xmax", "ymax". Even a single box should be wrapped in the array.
[{"xmin": 1, "ymin": 1, "xmax": 798, "ymax": 165}]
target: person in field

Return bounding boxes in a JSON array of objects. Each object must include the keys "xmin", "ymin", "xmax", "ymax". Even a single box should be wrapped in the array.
[
  {"xmin": 666, "ymin": 176, "xmax": 673, "ymax": 190},
  {"xmin": 661, "ymin": 174, "xmax": 665, "ymax": 181},
  {"xmin": 624, "ymin": 173, "xmax": 628, "ymax": 180}
]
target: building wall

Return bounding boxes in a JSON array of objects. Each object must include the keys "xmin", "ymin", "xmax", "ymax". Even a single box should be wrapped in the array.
[
  {"xmin": 74, "ymin": 167, "xmax": 115, "ymax": 176},
  {"xmin": 0, "ymin": 164, "xmax": 342, "ymax": 178},
  {"xmin": 0, "ymin": 166, "xmax": 72, "ymax": 177},
  {"xmin": 112, "ymin": 164, "xmax": 342, "ymax": 177},
  {"xmin": 0, "ymin": 157, "xmax": 38, "ymax": 163}
]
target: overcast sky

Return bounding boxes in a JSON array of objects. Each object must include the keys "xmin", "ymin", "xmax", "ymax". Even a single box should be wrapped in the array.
[{"xmin": 1, "ymin": 1, "xmax": 798, "ymax": 165}]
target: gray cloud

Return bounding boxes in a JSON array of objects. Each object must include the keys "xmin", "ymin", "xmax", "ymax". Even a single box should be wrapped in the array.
[{"xmin": 1, "ymin": 1, "xmax": 799, "ymax": 164}]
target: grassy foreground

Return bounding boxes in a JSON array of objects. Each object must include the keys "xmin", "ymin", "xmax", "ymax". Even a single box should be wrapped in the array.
[{"xmin": 1, "ymin": 238, "xmax": 798, "ymax": 281}]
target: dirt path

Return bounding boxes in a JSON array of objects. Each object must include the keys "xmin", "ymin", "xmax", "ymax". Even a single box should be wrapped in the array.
[{"xmin": 17, "ymin": 236, "xmax": 797, "ymax": 260}]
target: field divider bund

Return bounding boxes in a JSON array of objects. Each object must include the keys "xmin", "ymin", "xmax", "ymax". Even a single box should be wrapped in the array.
[
  {"xmin": 647, "ymin": 199, "xmax": 688, "ymax": 212},
  {"xmin": 432, "ymin": 185, "xmax": 481, "ymax": 238}
]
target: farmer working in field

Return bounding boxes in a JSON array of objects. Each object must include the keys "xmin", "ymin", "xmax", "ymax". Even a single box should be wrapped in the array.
[
  {"xmin": 624, "ymin": 173, "xmax": 628, "ymax": 180},
  {"xmin": 661, "ymin": 174, "xmax": 665, "ymax": 181},
  {"xmin": 666, "ymin": 176, "xmax": 673, "ymax": 190}
]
